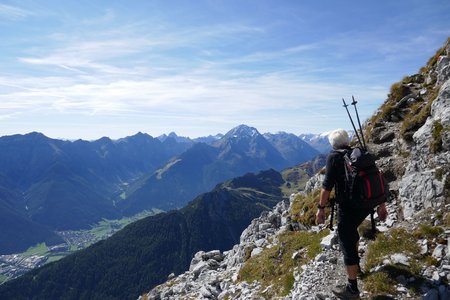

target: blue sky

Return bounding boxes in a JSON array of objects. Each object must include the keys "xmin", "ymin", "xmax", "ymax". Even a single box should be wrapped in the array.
[{"xmin": 1, "ymin": 0, "xmax": 450, "ymax": 140}]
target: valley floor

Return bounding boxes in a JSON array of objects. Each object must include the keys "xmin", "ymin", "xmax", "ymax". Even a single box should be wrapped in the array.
[{"xmin": 0, "ymin": 209, "xmax": 161, "ymax": 284}]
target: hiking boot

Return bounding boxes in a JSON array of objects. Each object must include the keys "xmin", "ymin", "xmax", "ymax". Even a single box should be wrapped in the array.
[{"xmin": 332, "ymin": 284, "xmax": 360, "ymax": 299}]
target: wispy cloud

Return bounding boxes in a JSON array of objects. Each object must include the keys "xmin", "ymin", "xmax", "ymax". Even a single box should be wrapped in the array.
[
  {"xmin": 1, "ymin": 13, "xmax": 391, "ymax": 138},
  {"xmin": 0, "ymin": 70, "xmax": 386, "ymax": 120},
  {"xmin": 2, "ymin": 1, "xmax": 449, "ymax": 139},
  {"xmin": 0, "ymin": 4, "xmax": 32, "ymax": 20},
  {"xmin": 19, "ymin": 37, "xmax": 161, "ymax": 73}
]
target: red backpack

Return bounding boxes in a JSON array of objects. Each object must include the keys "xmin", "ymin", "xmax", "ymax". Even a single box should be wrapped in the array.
[{"xmin": 340, "ymin": 147, "xmax": 388, "ymax": 209}]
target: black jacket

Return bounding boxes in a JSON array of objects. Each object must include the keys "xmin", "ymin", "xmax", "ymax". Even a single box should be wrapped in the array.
[{"xmin": 322, "ymin": 147, "xmax": 352, "ymax": 202}]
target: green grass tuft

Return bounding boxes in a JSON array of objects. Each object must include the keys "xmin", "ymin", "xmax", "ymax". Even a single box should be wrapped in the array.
[
  {"xmin": 239, "ymin": 230, "xmax": 328, "ymax": 297},
  {"xmin": 425, "ymin": 41, "xmax": 448, "ymax": 70},
  {"xmin": 400, "ymin": 96, "xmax": 435, "ymax": 141},
  {"xmin": 365, "ymin": 228, "xmax": 421, "ymax": 271},
  {"xmin": 363, "ymin": 227, "xmax": 440, "ymax": 298},
  {"xmin": 290, "ymin": 191, "xmax": 320, "ymax": 226},
  {"xmin": 364, "ymin": 272, "xmax": 396, "ymax": 295},
  {"xmin": 430, "ymin": 121, "xmax": 444, "ymax": 153},
  {"xmin": 378, "ymin": 103, "xmax": 396, "ymax": 121},
  {"xmin": 389, "ymin": 82, "xmax": 410, "ymax": 103},
  {"xmin": 289, "ymin": 189, "xmax": 336, "ymax": 227},
  {"xmin": 413, "ymin": 224, "xmax": 444, "ymax": 239}
]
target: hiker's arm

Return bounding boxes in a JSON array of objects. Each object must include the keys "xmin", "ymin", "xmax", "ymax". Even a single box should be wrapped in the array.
[
  {"xmin": 316, "ymin": 188, "xmax": 330, "ymax": 224},
  {"xmin": 317, "ymin": 154, "xmax": 335, "ymax": 224},
  {"xmin": 377, "ymin": 202, "xmax": 387, "ymax": 222},
  {"xmin": 319, "ymin": 188, "xmax": 330, "ymax": 208},
  {"xmin": 321, "ymin": 155, "xmax": 336, "ymax": 192}
]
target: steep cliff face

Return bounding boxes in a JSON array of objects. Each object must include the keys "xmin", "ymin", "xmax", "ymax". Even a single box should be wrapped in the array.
[
  {"xmin": 141, "ymin": 39, "xmax": 450, "ymax": 300},
  {"xmin": 365, "ymin": 39, "xmax": 450, "ymax": 221},
  {"xmin": 398, "ymin": 77, "xmax": 450, "ymax": 219}
]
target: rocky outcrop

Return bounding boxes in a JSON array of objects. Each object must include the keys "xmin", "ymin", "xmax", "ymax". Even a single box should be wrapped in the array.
[
  {"xmin": 398, "ymin": 47, "xmax": 450, "ymax": 220},
  {"xmin": 361, "ymin": 39, "xmax": 450, "ymax": 221},
  {"xmin": 303, "ymin": 173, "xmax": 325, "ymax": 195},
  {"xmin": 437, "ymin": 42, "xmax": 450, "ymax": 85},
  {"xmin": 144, "ymin": 200, "xmax": 291, "ymax": 300}
]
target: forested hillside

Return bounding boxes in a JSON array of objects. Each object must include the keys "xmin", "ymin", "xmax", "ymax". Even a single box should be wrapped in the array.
[{"xmin": 0, "ymin": 169, "xmax": 297, "ymax": 300}]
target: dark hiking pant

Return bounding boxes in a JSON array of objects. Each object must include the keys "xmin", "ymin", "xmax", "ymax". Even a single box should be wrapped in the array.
[{"xmin": 337, "ymin": 205, "xmax": 372, "ymax": 265}]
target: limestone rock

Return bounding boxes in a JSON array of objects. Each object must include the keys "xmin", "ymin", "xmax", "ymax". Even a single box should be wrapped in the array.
[
  {"xmin": 379, "ymin": 131, "xmax": 395, "ymax": 143},
  {"xmin": 320, "ymin": 232, "xmax": 337, "ymax": 250},
  {"xmin": 304, "ymin": 173, "xmax": 325, "ymax": 194},
  {"xmin": 390, "ymin": 253, "xmax": 410, "ymax": 266},
  {"xmin": 432, "ymin": 244, "xmax": 446, "ymax": 259},
  {"xmin": 437, "ymin": 55, "xmax": 450, "ymax": 85},
  {"xmin": 399, "ymin": 78, "xmax": 450, "ymax": 219}
]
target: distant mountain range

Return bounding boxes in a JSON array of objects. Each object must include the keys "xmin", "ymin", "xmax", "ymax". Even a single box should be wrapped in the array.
[
  {"xmin": 299, "ymin": 130, "xmax": 355, "ymax": 153},
  {"xmin": 0, "ymin": 169, "xmax": 288, "ymax": 300},
  {"xmin": 118, "ymin": 125, "xmax": 318, "ymax": 215},
  {"xmin": 298, "ymin": 132, "xmax": 333, "ymax": 153},
  {"xmin": 0, "ymin": 132, "xmax": 190, "ymax": 253},
  {"xmin": 0, "ymin": 125, "xmax": 322, "ymax": 254}
]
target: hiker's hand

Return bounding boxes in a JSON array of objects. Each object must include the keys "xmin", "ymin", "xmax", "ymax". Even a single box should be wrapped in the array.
[
  {"xmin": 377, "ymin": 203, "xmax": 387, "ymax": 222},
  {"xmin": 316, "ymin": 209, "xmax": 326, "ymax": 224}
]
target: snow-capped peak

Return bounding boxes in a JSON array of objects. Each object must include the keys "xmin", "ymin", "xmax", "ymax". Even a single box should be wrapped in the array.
[{"xmin": 226, "ymin": 125, "xmax": 260, "ymax": 138}]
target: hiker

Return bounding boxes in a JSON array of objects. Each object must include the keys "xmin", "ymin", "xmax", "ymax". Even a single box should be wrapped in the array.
[{"xmin": 315, "ymin": 128, "xmax": 387, "ymax": 299}]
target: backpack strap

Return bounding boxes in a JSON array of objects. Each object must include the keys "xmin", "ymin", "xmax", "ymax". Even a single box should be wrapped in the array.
[
  {"xmin": 326, "ymin": 150, "xmax": 346, "ymax": 228},
  {"xmin": 335, "ymin": 148, "xmax": 354, "ymax": 201},
  {"xmin": 333, "ymin": 149, "xmax": 349, "ymax": 155}
]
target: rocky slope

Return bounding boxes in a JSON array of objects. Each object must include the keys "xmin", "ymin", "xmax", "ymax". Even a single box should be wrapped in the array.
[{"xmin": 141, "ymin": 39, "xmax": 450, "ymax": 299}]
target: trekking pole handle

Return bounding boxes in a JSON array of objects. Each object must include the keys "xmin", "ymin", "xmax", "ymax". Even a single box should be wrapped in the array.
[
  {"xmin": 351, "ymin": 95, "xmax": 367, "ymax": 150},
  {"xmin": 342, "ymin": 98, "xmax": 349, "ymax": 108},
  {"xmin": 328, "ymin": 197, "xmax": 336, "ymax": 231},
  {"xmin": 342, "ymin": 98, "xmax": 363, "ymax": 148}
]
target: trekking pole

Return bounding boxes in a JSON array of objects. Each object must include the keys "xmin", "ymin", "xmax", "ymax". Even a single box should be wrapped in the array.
[
  {"xmin": 342, "ymin": 98, "xmax": 363, "ymax": 148},
  {"xmin": 370, "ymin": 211, "xmax": 377, "ymax": 237},
  {"xmin": 328, "ymin": 198, "xmax": 336, "ymax": 231},
  {"xmin": 351, "ymin": 96, "xmax": 367, "ymax": 150}
]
